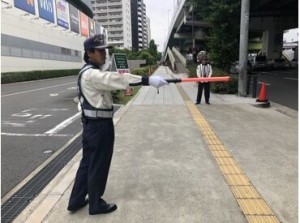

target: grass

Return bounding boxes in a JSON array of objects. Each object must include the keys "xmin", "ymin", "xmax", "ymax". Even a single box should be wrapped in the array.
[{"xmin": 115, "ymin": 86, "xmax": 142, "ymax": 105}]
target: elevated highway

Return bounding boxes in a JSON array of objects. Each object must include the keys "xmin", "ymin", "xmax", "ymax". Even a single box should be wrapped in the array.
[{"xmin": 163, "ymin": 0, "xmax": 298, "ymax": 66}]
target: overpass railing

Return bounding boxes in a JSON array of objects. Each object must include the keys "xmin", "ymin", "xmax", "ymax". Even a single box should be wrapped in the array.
[
  {"xmin": 167, "ymin": 47, "xmax": 176, "ymax": 71},
  {"xmin": 172, "ymin": 47, "xmax": 186, "ymax": 67}
]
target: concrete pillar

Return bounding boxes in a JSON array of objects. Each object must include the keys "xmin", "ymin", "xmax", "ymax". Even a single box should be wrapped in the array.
[
  {"xmin": 261, "ymin": 18, "xmax": 284, "ymax": 59},
  {"xmin": 238, "ymin": 0, "xmax": 250, "ymax": 96}
]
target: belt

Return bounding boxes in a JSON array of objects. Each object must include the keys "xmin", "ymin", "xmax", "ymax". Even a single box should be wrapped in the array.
[{"xmin": 83, "ymin": 109, "xmax": 114, "ymax": 118}]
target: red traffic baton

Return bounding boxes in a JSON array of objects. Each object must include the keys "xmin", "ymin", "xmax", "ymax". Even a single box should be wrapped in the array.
[{"xmin": 165, "ymin": 76, "xmax": 230, "ymax": 83}]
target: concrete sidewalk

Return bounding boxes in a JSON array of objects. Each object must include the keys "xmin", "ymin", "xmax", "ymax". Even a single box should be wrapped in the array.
[{"xmin": 14, "ymin": 66, "xmax": 298, "ymax": 223}]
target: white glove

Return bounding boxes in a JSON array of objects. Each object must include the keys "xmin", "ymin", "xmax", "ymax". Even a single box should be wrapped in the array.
[{"xmin": 149, "ymin": 76, "xmax": 168, "ymax": 88}]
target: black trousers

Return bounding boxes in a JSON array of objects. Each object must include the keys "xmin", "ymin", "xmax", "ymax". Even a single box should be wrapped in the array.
[
  {"xmin": 68, "ymin": 118, "xmax": 114, "ymax": 212},
  {"xmin": 196, "ymin": 82, "xmax": 210, "ymax": 103}
]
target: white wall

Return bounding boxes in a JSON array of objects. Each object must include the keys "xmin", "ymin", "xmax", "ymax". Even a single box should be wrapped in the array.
[
  {"xmin": 2, "ymin": 56, "xmax": 83, "ymax": 72},
  {"xmin": 1, "ymin": 3, "xmax": 86, "ymax": 73}
]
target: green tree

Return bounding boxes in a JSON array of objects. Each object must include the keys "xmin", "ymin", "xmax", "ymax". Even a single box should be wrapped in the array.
[
  {"xmin": 148, "ymin": 40, "xmax": 157, "ymax": 57},
  {"xmin": 190, "ymin": 0, "xmax": 240, "ymax": 70},
  {"xmin": 138, "ymin": 51, "xmax": 155, "ymax": 65},
  {"xmin": 109, "ymin": 39, "xmax": 161, "ymax": 65},
  {"xmin": 148, "ymin": 39, "xmax": 161, "ymax": 64}
]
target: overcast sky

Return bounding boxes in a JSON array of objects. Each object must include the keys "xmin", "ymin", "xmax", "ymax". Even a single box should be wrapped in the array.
[
  {"xmin": 144, "ymin": 0, "xmax": 177, "ymax": 52},
  {"xmin": 284, "ymin": 28, "xmax": 298, "ymax": 42}
]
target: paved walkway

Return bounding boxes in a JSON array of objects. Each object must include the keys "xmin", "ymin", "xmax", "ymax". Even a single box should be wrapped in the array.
[{"xmin": 14, "ymin": 66, "xmax": 298, "ymax": 223}]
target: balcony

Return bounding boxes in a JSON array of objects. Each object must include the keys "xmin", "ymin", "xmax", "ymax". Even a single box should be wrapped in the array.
[
  {"xmin": 109, "ymin": 33, "xmax": 123, "ymax": 38},
  {"xmin": 106, "ymin": 2, "xmax": 122, "ymax": 7}
]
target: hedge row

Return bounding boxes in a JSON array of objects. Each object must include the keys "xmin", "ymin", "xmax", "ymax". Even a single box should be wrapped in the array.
[
  {"xmin": 1, "ymin": 69, "xmax": 80, "ymax": 84},
  {"xmin": 1, "ymin": 64, "xmax": 158, "ymax": 84}
]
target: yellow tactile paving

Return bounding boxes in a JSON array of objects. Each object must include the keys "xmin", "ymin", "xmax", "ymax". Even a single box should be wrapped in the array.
[
  {"xmin": 205, "ymin": 140, "xmax": 222, "ymax": 145},
  {"xmin": 246, "ymin": 215, "xmax": 281, "ymax": 223},
  {"xmin": 215, "ymin": 157, "xmax": 237, "ymax": 165},
  {"xmin": 219, "ymin": 165, "xmax": 244, "ymax": 175},
  {"xmin": 181, "ymin": 96, "xmax": 281, "ymax": 223},
  {"xmin": 201, "ymin": 131, "xmax": 215, "ymax": 136},
  {"xmin": 224, "ymin": 174, "xmax": 251, "ymax": 186},
  {"xmin": 211, "ymin": 150, "xmax": 232, "ymax": 157},
  {"xmin": 237, "ymin": 199, "xmax": 274, "ymax": 215},
  {"xmin": 209, "ymin": 145, "xmax": 227, "ymax": 151},
  {"xmin": 204, "ymin": 134, "xmax": 219, "ymax": 141},
  {"xmin": 230, "ymin": 186, "xmax": 261, "ymax": 199}
]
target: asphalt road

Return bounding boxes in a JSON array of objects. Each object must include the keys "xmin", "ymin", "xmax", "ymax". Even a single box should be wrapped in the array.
[
  {"xmin": 1, "ymin": 76, "xmax": 81, "ymax": 197},
  {"xmin": 255, "ymin": 68, "xmax": 298, "ymax": 110}
]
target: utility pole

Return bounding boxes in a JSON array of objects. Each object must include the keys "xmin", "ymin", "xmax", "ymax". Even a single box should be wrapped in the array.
[
  {"xmin": 238, "ymin": 0, "xmax": 250, "ymax": 96},
  {"xmin": 192, "ymin": 5, "xmax": 195, "ymax": 49}
]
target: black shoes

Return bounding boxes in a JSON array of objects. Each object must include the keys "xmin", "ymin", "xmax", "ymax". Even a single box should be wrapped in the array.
[
  {"xmin": 195, "ymin": 102, "xmax": 210, "ymax": 105},
  {"xmin": 68, "ymin": 198, "xmax": 117, "ymax": 215},
  {"xmin": 67, "ymin": 199, "xmax": 89, "ymax": 212},
  {"xmin": 89, "ymin": 203, "xmax": 117, "ymax": 215}
]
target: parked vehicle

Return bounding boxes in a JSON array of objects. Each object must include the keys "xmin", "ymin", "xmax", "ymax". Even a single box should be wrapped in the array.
[
  {"xmin": 229, "ymin": 60, "xmax": 253, "ymax": 74},
  {"xmin": 251, "ymin": 55, "xmax": 268, "ymax": 70},
  {"xmin": 272, "ymin": 58, "xmax": 290, "ymax": 69}
]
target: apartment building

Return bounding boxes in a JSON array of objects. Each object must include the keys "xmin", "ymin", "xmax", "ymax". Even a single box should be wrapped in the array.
[
  {"xmin": 91, "ymin": 0, "xmax": 132, "ymax": 49},
  {"xmin": 131, "ymin": 0, "xmax": 148, "ymax": 51},
  {"xmin": 91, "ymin": 0, "xmax": 149, "ymax": 50}
]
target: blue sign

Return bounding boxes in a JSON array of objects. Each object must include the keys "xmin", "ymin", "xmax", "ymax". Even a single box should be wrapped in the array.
[
  {"xmin": 38, "ymin": 0, "xmax": 55, "ymax": 23},
  {"xmin": 14, "ymin": 0, "xmax": 36, "ymax": 15}
]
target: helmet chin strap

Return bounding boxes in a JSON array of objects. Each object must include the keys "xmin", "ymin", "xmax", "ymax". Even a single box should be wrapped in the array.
[{"xmin": 99, "ymin": 60, "xmax": 111, "ymax": 71}]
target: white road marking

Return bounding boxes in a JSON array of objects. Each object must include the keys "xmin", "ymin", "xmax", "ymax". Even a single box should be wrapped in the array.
[
  {"xmin": 22, "ymin": 108, "xmax": 36, "ymax": 112},
  {"xmin": 284, "ymin": 77, "xmax": 298, "ymax": 81},
  {"xmin": 47, "ymin": 108, "xmax": 69, "ymax": 111},
  {"xmin": 40, "ymin": 114, "xmax": 52, "ymax": 119},
  {"xmin": 12, "ymin": 113, "xmax": 32, "ymax": 117},
  {"xmin": 1, "ymin": 133, "xmax": 72, "ymax": 137},
  {"xmin": 2, "ymin": 122, "xmax": 26, "ymax": 127},
  {"xmin": 44, "ymin": 112, "xmax": 81, "ymax": 136},
  {"xmin": 257, "ymin": 82, "xmax": 271, "ymax": 86},
  {"xmin": 49, "ymin": 89, "xmax": 68, "ymax": 96},
  {"xmin": 2, "ymin": 82, "xmax": 76, "ymax": 97},
  {"xmin": 22, "ymin": 108, "xmax": 69, "ymax": 112},
  {"xmin": 30, "ymin": 115, "xmax": 44, "ymax": 119}
]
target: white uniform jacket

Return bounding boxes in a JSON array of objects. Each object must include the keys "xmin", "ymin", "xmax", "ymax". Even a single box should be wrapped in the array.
[
  {"xmin": 196, "ymin": 64, "xmax": 212, "ymax": 83},
  {"xmin": 79, "ymin": 64, "xmax": 143, "ymax": 111}
]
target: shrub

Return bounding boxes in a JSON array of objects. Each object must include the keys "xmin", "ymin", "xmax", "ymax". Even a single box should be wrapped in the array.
[
  {"xmin": 186, "ymin": 64, "xmax": 238, "ymax": 94},
  {"xmin": 1, "ymin": 69, "xmax": 79, "ymax": 84},
  {"xmin": 211, "ymin": 74, "xmax": 238, "ymax": 94}
]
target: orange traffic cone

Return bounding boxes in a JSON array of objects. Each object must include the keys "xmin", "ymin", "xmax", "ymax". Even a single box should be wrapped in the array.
[
  {"xmin": 125, "ymin": 87, "xmax": 133, "ymax": 96},
  {"xmin": 256, "ymin": 82, "xmax": 270, "ymax": 108},
  {"xmin": 256, "ymin": 82, "xmax": 268, "ymax": 102}
]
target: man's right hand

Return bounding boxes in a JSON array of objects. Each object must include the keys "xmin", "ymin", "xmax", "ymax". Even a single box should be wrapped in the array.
[{"xmin": 149, "ymin": 76, "xmax": 168, "ymax": 88}]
